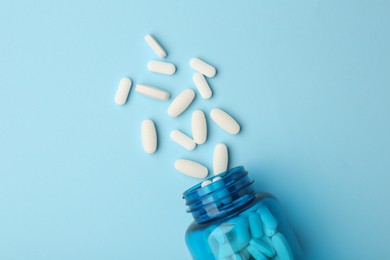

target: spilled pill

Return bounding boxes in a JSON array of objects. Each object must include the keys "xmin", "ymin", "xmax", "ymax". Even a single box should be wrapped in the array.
[
  {"xmin": 192, "ymin": 110, "xmax": 207, "ymax": 144},
  {"xmin": 210, "ymin": 108, "xmax": 241, "ymax": 135},
  {"xmin": 141, "ymin": 119, "xmax": 157, "ymax": 154},
  {"xmin": 213, "ymin": 143, "xmax": 228, "ymax": 175},
  {"xmin": 114, "ymin": 77, "xmax": 132, "ymax": 105},
  {"xmin": 170, "ymin": 130, "xmax": 196, "ymax": 151},
  {"xmin": 144, "ymin": 34, "xmax": 166, "ymax": 58},
  {"xmin": 147, "ymin": 60, "xmax": 176, "ymax": 75},
  {"xmin": 175, "ymin": 159, "xmax": 208, "ymax": 178},
  {"xmin": 167, "ymin": 89, "xmax": 195, "ymax": 117},
  {"xmin": 135, "ymin": 84, "xmax": 170, "ymax": 101},
  {"xmin": 189, "ymin": 58, "xmax": 216, "ymax": 77},
  {"xmin": 193, "ymin": 73, "xmax": 212, "ymax": 99}
]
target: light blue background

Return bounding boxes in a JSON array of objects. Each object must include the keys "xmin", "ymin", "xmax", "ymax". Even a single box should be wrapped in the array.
[{"xmin": 0, "ymin": 0, "xmax": 389, "ymax": 259}]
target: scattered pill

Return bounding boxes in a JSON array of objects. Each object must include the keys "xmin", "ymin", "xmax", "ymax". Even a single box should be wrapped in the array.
[
  {"xmin": 192, "ymin": 110, "xmax": 207, "ymax": 144},
  {"xmin": 116, "ymin": 37, "xmax": 249, "ymax": 211},
  {"xmin": 144, "ymin": 34, "xmax": 167, "ymax": 58},
  {"xmin": 189, "ymin": 58, "xmax": 216, "ymax": 77},
  {"xmin": 212, "ymin": 176, "xmax": 222, "ymax": 182},
  {"xmin": 271, "ymin": 233, "xmax": 294, "ymax": 260},
  {"xmin": 193, "ymin": 73, "xmax": 212, "ymax": 99},
  {"xmin": 175, "ymin": 159, "xmax": 208, "ymax": 178},
  {"xmin": 167, "ymin": 89, "xmax": 195, "ymax": 117},
  {"xmin": 257, "ymin": 206, "xmax": 278, "ymax": 237},
  {"xmin": 135, "ymin": 84, "xmax": 170, "ymax": 101},
  {"xmin": 250, "ymin": 238, "xmax": 275, "ymax": 258},
  {"xmin": 170, "ymin": 130, "xmax": 196, "ymax": 151},
  {"xmin": 248, "ymin": 213, "xmax": 264, "ymax": 239},
  {"xmin": 210, "ymin": 108, "xmax": 241, "ymax": 135},
  {"xmin": 213, "ymin": 143, "xmax": 228, "ymax": 175},
  {"xmin": 141, "ymin": 119, "xmax": 157, "ymax": 154},
  {"xmin": 147, "ymin": 60, "xmax": 176, "ymax": 75},
  {"xmin": 114, "ymin": 78, "xmax": 132, "ymax": 105},
  {"xmin": 201, "ymin": 180, "xmax": 212, "ymax": 187}
]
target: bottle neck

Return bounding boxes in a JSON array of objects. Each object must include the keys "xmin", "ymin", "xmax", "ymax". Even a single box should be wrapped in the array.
[{"xmin": 183, "ymin": 166, "xmax": 256, "ymax": 224}]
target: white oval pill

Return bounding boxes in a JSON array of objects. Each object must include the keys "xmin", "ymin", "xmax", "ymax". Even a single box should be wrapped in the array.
[
  {"xmin": 170, "ymin": 130, "xmax": 196, "ymax": 151},
  {"xmin": 201, "ymin": 180, "xmax": 212, "ymax": 187},
  {"xmin": 144, "ymin": 34, "xmax": 167, "ymax": 58},
  {"xmin": 213, "ymin": 143, "xmax": 228, "ymax": 175},
  {"xmin": 210, "ymin": 108, "xmax": 241, "ymax": 135},
  {"xmin": 147, "ymin": 60, "xmax": 176, "ymax": 75},
  {"xmin": 175, "ymin": 159, "xmax": 208, "ymax": 178},
  {"xmin": 167, "ymin": 89, "xmax": 195, "ymax": 117},
  {"xmin": 193, "ymin": 73, "xmax": 212, "ymax": 99},
  {"xmin": 192, "ymin": 110, "xmax": 207, "ymax": 144},
  {"xmin": 212, "ymin": 176, "xmax": 222, "ymax": 182},
  {"xmin": 114, "ymin": 78, "xmax": 132, "ymax": 105},
  {"xmin": 189, "ymin": 58, "xmax": 216, "ymax": 77},
  {"xmin": 135, "ymin": 84, "xmax": 170, "ymax": 101},
  {"xmin": 141, "ymin": 119, "xmax": 157, "ymax": 154}
]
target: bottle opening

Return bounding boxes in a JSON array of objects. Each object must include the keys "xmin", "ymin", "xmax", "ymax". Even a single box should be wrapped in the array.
[{"xmin": 183, "ymin": 166, "xmax": 256, "ymax": 223}]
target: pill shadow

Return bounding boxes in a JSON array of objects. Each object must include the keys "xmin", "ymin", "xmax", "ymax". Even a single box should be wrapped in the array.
[{"xmin": 154, "ymin": 118, "xmax": 161, "ymax": 155}]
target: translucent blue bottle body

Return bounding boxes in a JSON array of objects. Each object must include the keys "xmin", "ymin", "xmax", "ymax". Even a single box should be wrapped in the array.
[{"xmin": 183, "ymin": 166, "xmax": 304, "ymax": 260}]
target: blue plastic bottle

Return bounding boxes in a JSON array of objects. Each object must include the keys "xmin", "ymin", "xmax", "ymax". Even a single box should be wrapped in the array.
[{"xmin": 183, "ymin": 166, "xmax": 304, "ymax": 260}]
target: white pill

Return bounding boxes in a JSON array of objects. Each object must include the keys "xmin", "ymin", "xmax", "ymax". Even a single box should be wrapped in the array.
[
  {"xmin": 167, "ymin": 89, "xmax": 195, "ymax": 117},
  {"xmin": 213, "ymin": 143, "xmax": 228, "ymax": 175},
  {"xmin": 210, "ymin": 108, "xmax": 241, "ymax": 135},
  {"xmin": 135, "ymin": 84, "xmax": 170, "ymax": 101},
  {"xmin": 193, "ymin": 73, "xmax": 212, "ymax": 99},
  {"xmin": 175, "ymin": 159, "xmax": 208, "ymax": 178},
  {"xmin": 170, "ymin": 130, "xmax": 196, "ymax": 151},
  {"xmin": 141, "ymin": 119, "xmax": 157, "ymax": 154},
  {"xmin": 144, "ymin": 34, "xmax": 167, "ymax": 58},
  {"xmin": 201, "ymin": 180, "xmax": 212, "ymax": 187},
  {"xmin": 147, "ymin": 60, "xmax": 176, "ymax": 75},
  {"xmin": 192, "ymin": 110, "xmax": 207, "ymax": 144},
  {"xmin": 189, "ymin": 58, "xmax": 216, "ymax": 77},
  {"xmin": 114, "ymin": 78, "xmax": 132, "ymax": 105},
  {"xmin": 212, "ymin": 176, "xmax": 222, "ymax": 182}
]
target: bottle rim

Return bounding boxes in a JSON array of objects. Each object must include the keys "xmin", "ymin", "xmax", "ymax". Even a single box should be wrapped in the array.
[{"xmin": 183, "ymin": 166, "xmax": 256, "ymax": 223}]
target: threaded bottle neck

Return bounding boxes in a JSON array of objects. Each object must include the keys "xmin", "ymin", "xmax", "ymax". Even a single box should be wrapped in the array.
[{"xmin": 183, "ymin": 166, "xmax": 256, "ymax": 224}]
